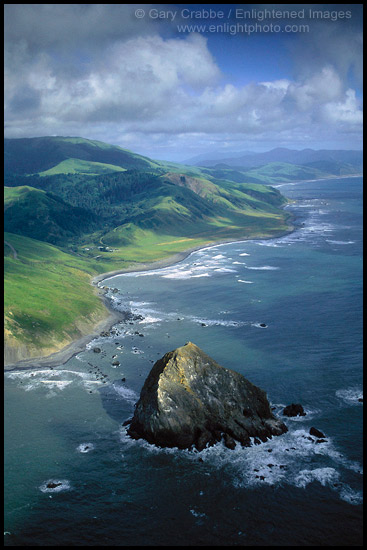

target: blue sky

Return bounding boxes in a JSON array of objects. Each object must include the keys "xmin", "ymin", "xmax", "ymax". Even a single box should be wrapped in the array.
[{"xmin": 4, "ymin": 4, "xmax": 363, "ymax": 161}]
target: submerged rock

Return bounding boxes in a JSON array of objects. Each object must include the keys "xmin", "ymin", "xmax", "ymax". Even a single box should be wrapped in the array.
[
  {"xmin": 127, "ymin": 342, "xmax": 288, "ymax": 450},
  {"xmin": 309, "ymin": 426, "xmax": 326, "ymax": 439},
  {"xmin": 46, "ymin": 482, "xmax": 62, "ymax": 489},
  {"xmin": 283, "ymin": 403, "xmax": 306, "ymax": 417}
]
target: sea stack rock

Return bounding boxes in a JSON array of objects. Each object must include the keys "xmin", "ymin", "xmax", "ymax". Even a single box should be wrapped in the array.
[{"xmin": 127, "ymin": 342, "xmax": 288, "ymax": 451}]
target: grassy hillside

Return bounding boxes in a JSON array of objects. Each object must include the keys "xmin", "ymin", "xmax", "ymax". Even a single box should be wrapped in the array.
[
  {"xmin": 4, "ymin": 232, "xmax": 108, "ymax": 363},
  {"xmin": 39, "ymin": 158, "xmax": 127, "ymax": 176},
  {"xmin": 4, "ymin": 136, "xmax": 294, "ymax": 365}
]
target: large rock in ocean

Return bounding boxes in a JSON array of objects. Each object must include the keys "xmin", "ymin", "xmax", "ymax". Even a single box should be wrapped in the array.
[{"xmin": 127, "ymin": 342, "xmax": 288, "ymax": 450}]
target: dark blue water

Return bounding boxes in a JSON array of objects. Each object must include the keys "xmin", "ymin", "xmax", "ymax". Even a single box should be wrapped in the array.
[{"xmin": 4, "ymin": 177, "xmax": 363, "ymax": 546}]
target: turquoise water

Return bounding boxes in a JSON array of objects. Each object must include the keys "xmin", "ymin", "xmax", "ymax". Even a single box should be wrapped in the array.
[{"xmin": 4, "ymin": 177, "xmax": 363, "ymax": 546}]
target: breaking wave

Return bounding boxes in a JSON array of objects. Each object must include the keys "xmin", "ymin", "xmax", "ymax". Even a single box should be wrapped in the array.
[{"xmin": 119, "ymin": 425, "xmax": 362, "ymax": 505}]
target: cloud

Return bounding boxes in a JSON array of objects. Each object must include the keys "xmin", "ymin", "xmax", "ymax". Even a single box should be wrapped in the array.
[
  {"xmin": 4, "ymin": 4, "xmax": 363, "ymax": 158},
  {"xmin": 285, "ymin": 10, "xmax": 363, "ymax": 88},
  {"xmin": 322, "ymin": 89, "xmax": 363, "ymax": 125},
  {"xmin": 286, "ymin": 67, "xmax": 343, "ymax": 111},
  {"xmin": 5, "ymin": 32, "xmax": 221, "ymax": 129},
  {"xmin": 4, "ymin": 4, "xmax": 156, "ymax": 52}
]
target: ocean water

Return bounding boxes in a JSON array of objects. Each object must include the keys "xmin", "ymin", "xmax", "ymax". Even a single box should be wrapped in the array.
[{"xmin": 4, "ymin": 176, "xmax": 363, "ymax": 546}]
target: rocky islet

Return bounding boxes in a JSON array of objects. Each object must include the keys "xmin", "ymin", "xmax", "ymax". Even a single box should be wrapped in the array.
[{"xmin": 127, "ymin": 342, "xmax": 288, "ymax": 451}]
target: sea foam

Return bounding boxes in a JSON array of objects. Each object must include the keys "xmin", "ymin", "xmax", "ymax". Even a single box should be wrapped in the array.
[
  {"xmin": 245, "ymin": 265, "xmax": 280, "ymax": 270},
  {"xmin": 336, "ymin": 387, "xmax": 363, "ymax": 406},
  {"xmin": 77, "ymin": 443, "xmax": 95, "ymax": 453},
  {"xmin": 39, "ymin": 479, "xmax": 72, "ymax": 493},
  {"xmin": 119, "ymin": 424, "xmax": 362, "ymax": 504}
]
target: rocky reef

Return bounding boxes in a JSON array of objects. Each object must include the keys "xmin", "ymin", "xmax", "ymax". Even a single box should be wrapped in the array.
[{"xmin": 127, "ymin": 342, "xmax": 288, "ymax": 451}]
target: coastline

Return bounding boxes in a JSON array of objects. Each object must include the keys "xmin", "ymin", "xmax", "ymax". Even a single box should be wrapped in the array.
[
  {"xmin": 5, "ymin": 170, "xmax": 363, "ymax": 371},
  {"xmin": 4, "ymin": 226, "xmax": 295, "ymax": 372},
  {"xmin": 272, "ymin": 172, "xmax": 363, "ymax": 188},
  {"xmin": 3, "ymin": 292, "xmax": 125, "ymax": 372},
  {"xmin": 3, "ymin": 173, "xmax": 363, "ymax": 372}
]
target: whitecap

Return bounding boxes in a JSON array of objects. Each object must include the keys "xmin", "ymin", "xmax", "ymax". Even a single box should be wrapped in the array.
[
  {"xmin": 326, "ymin": 240, "xmax": 355, "ymax": 245},
  {"xmin": 39, "ymin": 380, "xmax": 73, "ymax": 389},
  {"xmin": 161, "ymin": 270, "xmax": 194, "ymax": 279},
  {"xmin": 112, "ymin": 383, "xmax": 138, "ymax": 404},
  {"xmin": 336, "ymin": 388, "xmax": 363, "ymax": 406},
  {"xmin": 125, "ymin": 270, "xmax": 160, "ymax": 277},
  {"xmin": 214, "ymin": 267, "xmax": 237, "ymax": 273},
  {"xmin": 239, "ymin": 253, "xmax": 250, "ymax": 256},
  {"xmin": 279, "ymin": 406, "xmax": 320, "ymax": 421},
  {"xmin": 138, "ymin": 315, "xmax": 162, "ymax": 324},
  {"xmin": 77, "ymin": 443, "xmax": 95, "ymax": 453},
  {"xmin": 256, "ymin": 242, "xmax": 283, "ymax": 247},
  {"xmin": 193, "ymin": 318, "xmax": 246, "ymax": 328},
  {"xmin": 6, "ymin": 369, "xmax": 57, "ymax": 380},
  {"xmin": 245, "ymin": 265, "xmax": 280, "ymax": 270},
  {"xmin": 129, "ymin": 300, "xmax": 153, "ymax": 308},
  {"xmin": 39, "ymin": 479, "xmax": 72, "ymax": 493},
  {"xmin": 238, "ymin": 280, "xmax": 254, "ymax": 284},
  {"xmin": 294, "ymin": 467, "xmax": 339, "ymax": 488},
  {"xmin": 6, "ymin": 369, "xmax": 92, "ymax": 394},
  {"xmin": 119, "ymin": 425, "xmax": 362, "ymax": 503},
  {"xmin": 339, "ymin": 485, "xmax": 363, "ymax": 505},
  {"xmin": 190, "ymin": 508, "xmax": 207, "ymax": 519}
]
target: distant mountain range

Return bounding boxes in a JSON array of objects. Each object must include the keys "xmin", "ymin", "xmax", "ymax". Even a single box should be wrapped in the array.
[{"xmin": 184, "ymin": 147, "xmax": 363, "ymax": 172}]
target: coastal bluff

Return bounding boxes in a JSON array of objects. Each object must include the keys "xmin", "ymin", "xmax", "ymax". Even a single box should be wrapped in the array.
[{"xmin": 127, "ymin": 342, "xmax": 288, "ymax": 450}]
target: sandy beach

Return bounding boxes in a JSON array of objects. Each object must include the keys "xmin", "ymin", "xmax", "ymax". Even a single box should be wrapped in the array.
[{"xmin": 4, "ymin": 227, "xmax": 296, "ymax": 372}]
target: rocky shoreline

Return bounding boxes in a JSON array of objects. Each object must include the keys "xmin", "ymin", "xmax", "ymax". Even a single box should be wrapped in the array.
[{"xmin": 4, "ymin": 225, "xmax": 296, "ymax": 372}]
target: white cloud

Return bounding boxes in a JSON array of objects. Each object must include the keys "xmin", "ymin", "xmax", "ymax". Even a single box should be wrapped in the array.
[
  {"xmin": 286, "ymin": 67, "xmax": 343, "ymax": 111},
  {"xmin": 4, "ymin": 3, "xmax": 363, "ymax": 158},
  {"xmin": 322, "ymin": 89, "xmax": 363, "ymax": 125}
]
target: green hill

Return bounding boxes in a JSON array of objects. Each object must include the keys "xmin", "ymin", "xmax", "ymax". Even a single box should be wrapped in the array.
[
  {"xmin": 4, "ymin": 136, "xmax": 294, "ymax": 365},
  {"xmin": 38, "ymin": 158, "xmax": 127, "ymax": 176},
  {"xmin": 4, "ymin": 186, "xmax": 100, "ymax": 244},
  {"xmin": 4, "ymin": 136, "xmax": 160, "ymax": 176}
]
